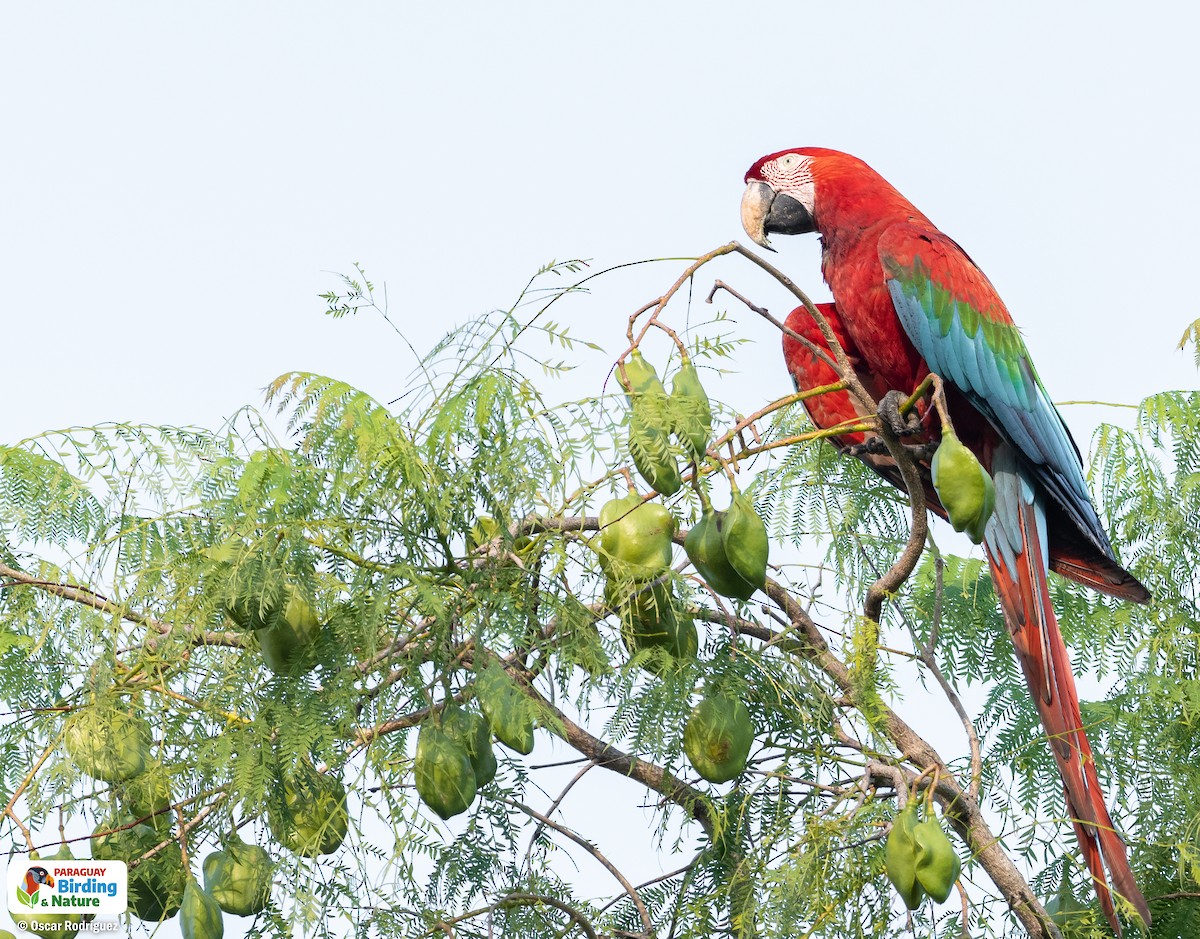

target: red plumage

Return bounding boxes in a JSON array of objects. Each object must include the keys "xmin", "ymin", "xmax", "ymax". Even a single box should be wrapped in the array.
[{"xmin": 782, "ymin": 299, "xmax": 1150, "ymax": 932}]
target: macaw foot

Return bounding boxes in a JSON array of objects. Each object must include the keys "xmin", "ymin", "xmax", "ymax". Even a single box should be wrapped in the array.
[
  {"xmin": 847, "ymin": 438, "xmax": 890, "ymax": 458},
  {"xmin": 877, "ymin": 390, "xmax": 922, "ymax": 438},
  {"xmin": 847, "ymin": 437, "xmax": 937, "ymax": 462}
]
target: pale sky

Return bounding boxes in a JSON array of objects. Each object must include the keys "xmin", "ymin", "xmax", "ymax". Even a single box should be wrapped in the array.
[{"xmin": 3, "ymin": 3, "xmax": 1198, "ymax": 936}]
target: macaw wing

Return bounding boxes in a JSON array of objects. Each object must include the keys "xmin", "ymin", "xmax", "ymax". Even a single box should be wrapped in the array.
[{"xmin": 877, "ymin": 222, "xmax": 1115, "ymax": 563}]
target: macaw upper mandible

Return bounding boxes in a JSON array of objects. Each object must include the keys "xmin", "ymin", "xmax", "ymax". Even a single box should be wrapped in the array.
[{"xmin": 746, "ymin": 148, "xmax": 1151, "ymax": 932}]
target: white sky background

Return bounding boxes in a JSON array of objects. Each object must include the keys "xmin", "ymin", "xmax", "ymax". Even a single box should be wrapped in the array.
[{"xmin": 3, "ymin": 3, "xmax": 1199, "ymax": 936}]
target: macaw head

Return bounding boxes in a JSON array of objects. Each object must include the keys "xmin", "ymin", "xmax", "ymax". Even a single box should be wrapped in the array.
[{"xmin": 741, "ymin": 147, "xmax": 914, "ymax": 249}]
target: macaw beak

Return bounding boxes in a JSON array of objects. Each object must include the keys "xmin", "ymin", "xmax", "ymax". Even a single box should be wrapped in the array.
[{"xmin": 740, "ymin": 180, "xmax": 816, "ymax": 250}]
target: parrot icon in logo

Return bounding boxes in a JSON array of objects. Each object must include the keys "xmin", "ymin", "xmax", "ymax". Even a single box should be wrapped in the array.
[{"xmin": 17, "ymin": 866, "xmax": 54, "ymax": 907}]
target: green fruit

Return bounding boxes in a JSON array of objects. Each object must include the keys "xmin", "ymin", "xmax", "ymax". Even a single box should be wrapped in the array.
[
  {"xmin": 476, "ymin": 664, "xmax": 536, "ymax": 755},
  {"xmin": 63, "ymin": 705, "xmax": 151, "ymax": 783},
  {"xmin": 913, "ymin": 816, "xmax": 961, "ymax": 903},
  {"xmin": 610, "ymin": 579, "xmax": 697, "ymax": 672},
  {"xmin": 884, "ymin": 801, "xmax": 924, "ymax": 911},
  {"xmin": 621, "ymin": 349, "xmax": 667, "ymax": 400},
  {"xmin": 931, "ymin": 430, "xmax": 996, "ymax": 544},
  {"xmin": 629, "ymin": 408, "xmax": 682, "ymax": 496},
  {"xmin": 441, "ymin": 705, "xmax": 498, "ymax": 787},
  {"xmin": 202, "ymin": 836, "xmax": 273, "ymax": 917},
  {"xmin": 180, "ymin": 879, "xmax": 224, "ymax": 939},
  {"xmin": 93, "ymin": 819, "xmax": 186, "ymax": 921},
  {"xmin": 222, "ymin": 551, "xmax": 288, "ymax": 632},
  {"xmin": 266, "ymin": 763, "xmax": 348, "ymax": 857},
  {"xmin": 117, "ymin": 759, "xmax": 173, "ymax": 831},
  {"xmin": 683, "ymin": 693, "xmax": 754, "ymax": 783},
  {"xmin": 597, "ymin": 493, "xmax": 675, "ymax": 581},
  {"xmin": 720, "ymin": 492, "xmax": 769, "ymax": 595},
  {"xmin": 670, "ymin": 355, "xmax": 712, "ymax": 459},
  {"xmin": 10, "ymin": 846, "xmax": 92, "ymax": 937},
  {"xmin": 254, "ymin": 588, "xmax": 321, "ymax": 676},
  {"xmin": 415, "ymin": 722, "xmax": 477, "ymax": 819},
  {"xmin": 684, "ymin": 505, "xmax": 757, "ymax": 601}
]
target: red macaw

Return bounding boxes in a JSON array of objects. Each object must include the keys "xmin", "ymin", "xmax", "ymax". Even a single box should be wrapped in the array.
[{"xmin": 747, "ymin": 148, "xmax": 1151, "ymax": 932}]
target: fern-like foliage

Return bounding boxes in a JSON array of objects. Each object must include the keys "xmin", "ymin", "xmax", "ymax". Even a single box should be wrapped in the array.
[{"xmin": 1, "ymin": 259, "xmax": 1196, "ymax": 939}]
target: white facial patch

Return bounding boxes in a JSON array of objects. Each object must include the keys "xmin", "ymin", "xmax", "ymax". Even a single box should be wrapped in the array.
[{"xmin": 762, "ymin": 154, "xmax": 816, "ymax": 216}]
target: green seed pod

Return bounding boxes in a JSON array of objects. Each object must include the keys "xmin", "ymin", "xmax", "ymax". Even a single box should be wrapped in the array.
[
  {"xmin": 621, "ymin": 349, "xmax": 667, "ymax": 400},
  {"xmin": 629, "ymin": 407, "xmax": 682, "ymax": 496},
  {"xmin": 64, "ymin": 705, "xmax": 151, "ymax": 783},
  {"xmin": 441, "ymin": 705, "xmax": 498, "ymax": 787},
  {"xmin": 254, "ymin": 588, "xmax": 321, "ymax": 676},
  {"xmin": 609, "ymin": 578, "xmax": 696, "ymax": 673},
  {"xmin": 884, "ymin": 801, "xmax": 924, "ymax": 911},
  {"xmin": 720, "ymin": 492, "xmax": 769, "ymax": 595},
  {"xmin": 266, "ymin": 763, "xmax": 349, "ymax": 857},
  {"xmin": 931, "ymin": 430, "xmax": 996, "ymax": 544},
  {"xmin": 222, "ymin": 549, "xmax": 288, "ymax": 632},
  {"xmin": 415, "ymin": 722, "xmax": 478, "ymax": 819},
  {"xmin": 685, "ymin": 505, "xmax": 757, "ymax": 601},
  {"xmin": 913, "ymin": 816, "xmax": 961, "ymax": 903},
  {"xmin": 597, "ymin": 493, "xmax": 675, "ymax": 581},
  {"xmin": 180, "ymin": 879, "xmax": 224, "ymax": 939},
  {"xmin": 202, "ymin": 835, "xmax": 273, "ymax": 917},
  {"xmin": 116, "ymin": 758, "xmax": 174, "ymax": 832},
  {"xmin": 476, "ymin": 663, "xmax": 536, "ymax": 755},
  {"xmin": 683, "ymin": 693, "xmax": 754, "ymax": 783},
  {"xmin": 670, "ymin": 355, "xmax": 712, "ymax": 458}
]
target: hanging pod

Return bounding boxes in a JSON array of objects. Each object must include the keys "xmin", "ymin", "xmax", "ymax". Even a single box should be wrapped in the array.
[
  {"xmin": 884, "ymin": 801, "xmax": 924, "ymax": 910},
  {"xmin": 441, "ymin": 705, "xmax": 498, "ymax": 787},
  {"xmin": 116, "ymin": 758, "xmax": 174, "ymax": 832},
  {"xmin": 621, "ymin": 348, "xmax": 668, "ymax": 401},
  {"xmin": 596, "ymin": 493, "xmax": 675, "ymax": 581},
  {"xmin": 684, "ymin": 503, "xmax": 757, "ymax": 601},
  {"xmin": 669, "ymin": 354, "xmax": 712, "ymax": 459},
  {"xmin": 683, "ymin": 692, "xmax": 754, "ymax": 784},
  {"xmin": 254, "ymin": 587, "xmax": 321, "ymax": 676},
  {"xmin": 414, "ymin": 721, "xmax": 478, "ymax": 819},
  {"xmin": 610, "ymin": 579, "xmax": 697, "ymax": 672},
  {"xmin": 64, "ymin": 704, "xmax": 152, "ymax": 783},
  {"xmin": 476, "ymin": 663, "xmax": 537, "ymax": 755},
  {"xmin": 202, "ymin": 834, "xmax": 273, "ymax": 917},
  {"xmin": 266, "ymin": 763, "xmax": 348, "ymax": 857},
  {"xmin": 931, "ymin": 429, "xmax": 996, "ymax": 544},
  {"xmin": 93, "ymin": 817, "xmax": 187, "ymax": 921},
  {"xmin": 180, "ymin": 878, "xmax": 224, "ymax": 939},
  {"xmin": 720, "ymin": 491, "xmax": 769, "ymax": 595},
  {"xmin": 913, "ymin": 815, "xmax": 961, "ymax": 903},
  {"xmin": 629, "ymin": 407, "xmax": 682, "ymax": 496}
]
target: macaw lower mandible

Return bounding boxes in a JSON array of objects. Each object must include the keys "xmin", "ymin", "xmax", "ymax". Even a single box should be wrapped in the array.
[{"xmin": 744, "ymin": 148, "xmax": 1151, "ymax": 932}]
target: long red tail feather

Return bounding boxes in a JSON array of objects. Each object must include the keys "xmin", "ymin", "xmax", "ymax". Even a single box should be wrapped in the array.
[{"xmin": 985, "ymin": 483, "xmax": 1150, "ymax": 934}]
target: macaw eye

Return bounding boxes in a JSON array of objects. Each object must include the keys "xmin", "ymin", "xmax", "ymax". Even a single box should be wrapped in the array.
[{"xmin": 778, "ymin": 154, "xmax": 798, "ymax": 169}]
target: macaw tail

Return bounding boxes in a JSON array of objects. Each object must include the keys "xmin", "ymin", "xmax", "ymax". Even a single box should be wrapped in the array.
[{"xmin": 984, "ymin": 445, "xmax": 1150, "ymax": 934}]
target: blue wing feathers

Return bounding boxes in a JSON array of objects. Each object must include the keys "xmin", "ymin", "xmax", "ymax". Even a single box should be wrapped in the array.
[{"xmin": 877, "ymin": 223, "xmax": 1118, "ymax": 564}]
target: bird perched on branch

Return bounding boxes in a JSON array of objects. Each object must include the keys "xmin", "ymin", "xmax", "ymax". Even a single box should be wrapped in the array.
[{"xmin": 745, "ymin": 147, "xmax": 1150, "ymax": 933}]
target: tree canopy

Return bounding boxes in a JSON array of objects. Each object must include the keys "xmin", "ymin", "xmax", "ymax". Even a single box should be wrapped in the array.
[{"xmin": 2, "ymin": 257, "xmax": 1198, "ymax": 939}]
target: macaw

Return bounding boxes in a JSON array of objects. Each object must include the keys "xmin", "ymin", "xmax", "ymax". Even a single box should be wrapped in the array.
[{"xmin": 746, "ymin": 148, "xmax": 1151, "ymax": 932}]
